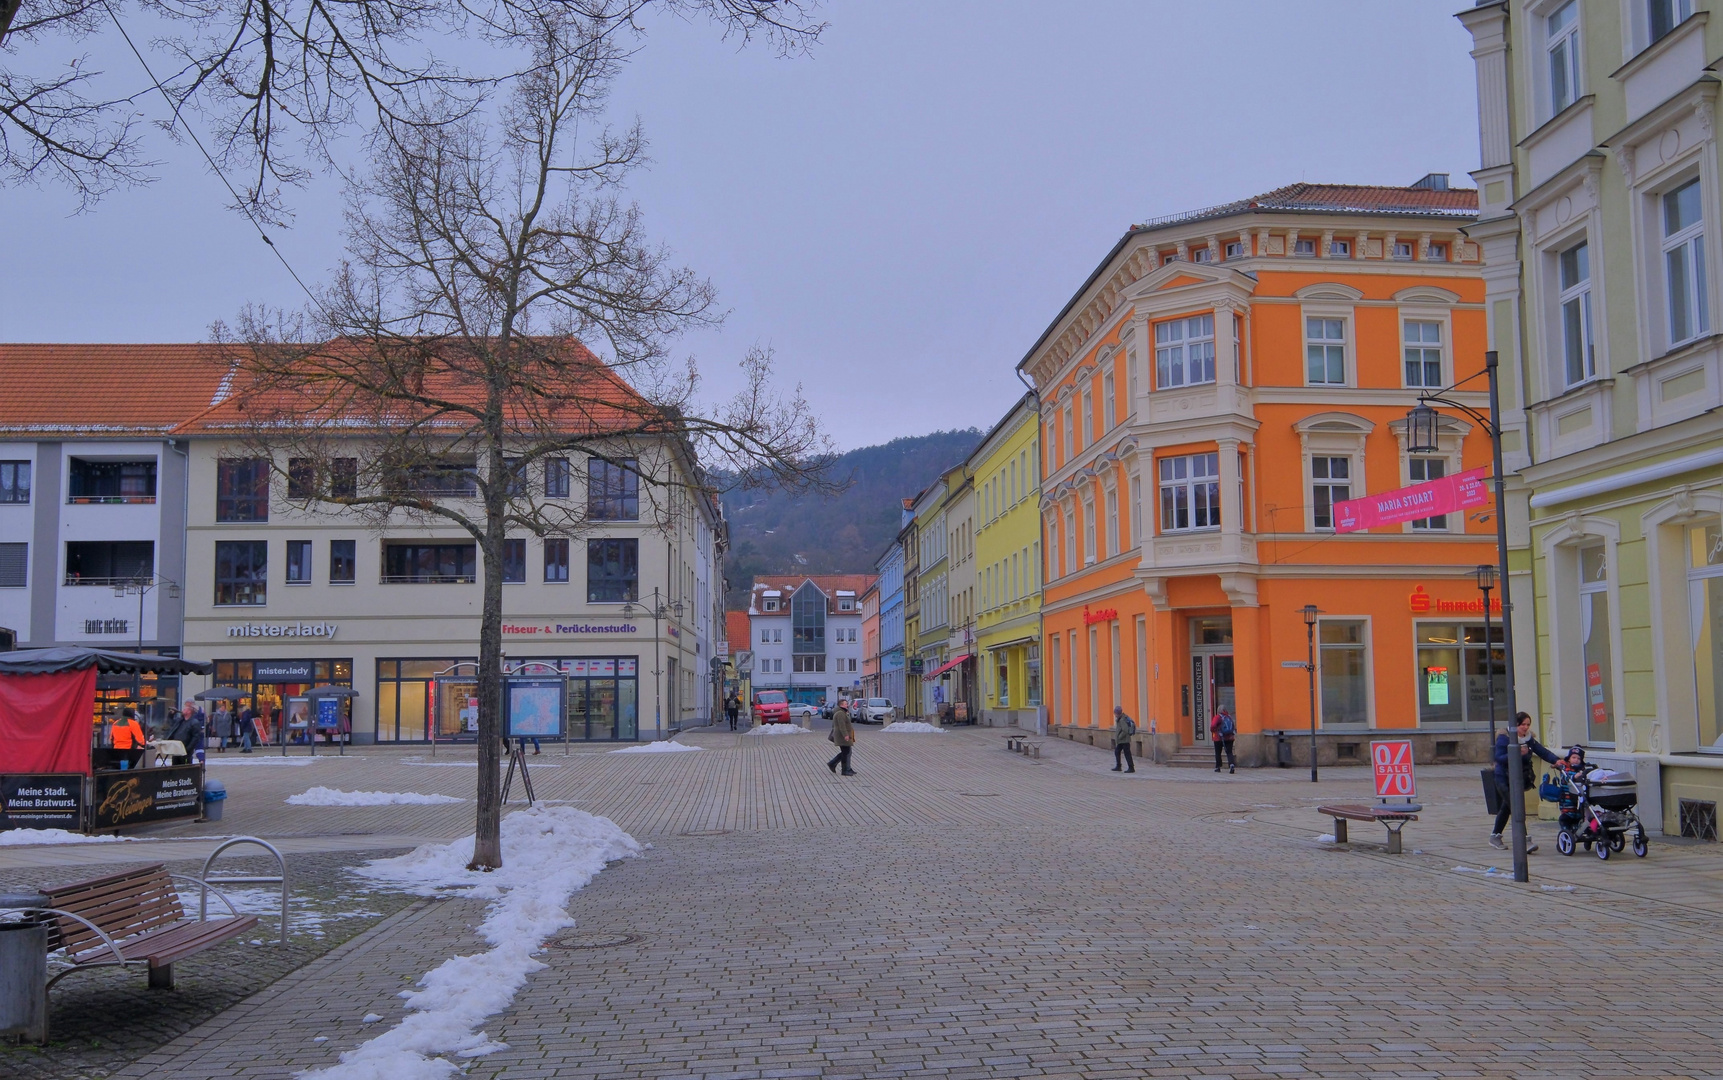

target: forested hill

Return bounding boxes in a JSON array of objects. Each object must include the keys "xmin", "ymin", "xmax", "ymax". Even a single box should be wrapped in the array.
[{"xmin": 720, "ymin": 429, "xmax": 983, "ymax": 609}]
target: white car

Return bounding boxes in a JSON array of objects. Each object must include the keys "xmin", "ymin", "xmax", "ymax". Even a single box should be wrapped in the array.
[
  {"xmin": 855, "ymin": 698, "xmax": 896, "ymax": 724},
  {"xmin": 786, "ymin": 702, "xmax": 818, "ymax": 720}
]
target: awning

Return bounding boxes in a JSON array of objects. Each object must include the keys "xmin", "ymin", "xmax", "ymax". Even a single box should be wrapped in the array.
[
  {"xmin": 922, "ymin": 654, "xmax": 971, "ymax": 682},
  {"xmin": 0, "ymin": 647, "xmax": 213, "ymax": 676}
]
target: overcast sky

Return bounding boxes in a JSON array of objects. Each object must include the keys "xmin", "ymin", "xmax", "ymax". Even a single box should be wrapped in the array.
[{"xmin": 1, "ymin": 1, "xmax": 1479, "ymax": 450}]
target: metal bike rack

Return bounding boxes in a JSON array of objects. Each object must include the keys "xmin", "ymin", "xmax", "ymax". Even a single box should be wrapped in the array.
[{"xmin": 200, "ymin": 837, "xmax": 289, "ymax": 946}]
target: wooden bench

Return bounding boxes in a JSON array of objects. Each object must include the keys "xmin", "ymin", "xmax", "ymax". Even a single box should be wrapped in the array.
[
  {"xmin": 39, "ymin": 864, "xmax": 258, "ymax": 992},
  {"xmin": 1317, "ymin": 803, "xmax": 1420, "ymax": 854}
]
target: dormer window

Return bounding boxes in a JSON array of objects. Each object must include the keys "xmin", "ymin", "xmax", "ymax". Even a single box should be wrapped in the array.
[
  {"xmin": 764, "ymin": 599, "xmax": 778, "ymax": 612},
  {"xmin": 839, "ymin": 598, "xmax": 853, "ymax": 611}
]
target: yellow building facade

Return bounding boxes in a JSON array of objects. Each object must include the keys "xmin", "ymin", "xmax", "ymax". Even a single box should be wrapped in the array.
[{"xmin": 973, "ymin": 393, "xmax": 1043, "ymax": 728}]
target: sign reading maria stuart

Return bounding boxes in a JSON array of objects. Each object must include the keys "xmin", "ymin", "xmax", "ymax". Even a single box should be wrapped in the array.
[
  {"xmin": 92, "ymin": 765, "xmax": 203, "ymax": 830},
  {"xmin": 0, "ymin": 774, "xmax": 85, "ymax": 831}
]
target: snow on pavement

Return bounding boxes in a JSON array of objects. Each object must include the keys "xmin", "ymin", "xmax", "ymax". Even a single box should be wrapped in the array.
[
  {"xmin": 608, "ymin": 742, "xmax": 702, "ymax": 754},
  {"xmin": 881, "ymin": 721, "xmax": 945, "ymax": 734},
  {"xmin": 287, "ymin": 787, "xmax": 464, "ymax": 806},
  {"xmin": 306, "ymin": 805, "xmax": 640, "ymax": 1080},
  {"xmin": 0, "ymin": 828, "xmax": 131, "ymax": 846},
  {"xmin": 746, "ymin": 723, "xmax": 808, "ymax": 735}
]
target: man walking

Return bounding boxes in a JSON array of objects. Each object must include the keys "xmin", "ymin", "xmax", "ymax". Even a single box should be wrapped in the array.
[
  {"xmin": 725, "ymin": 694, "xmax": 740, "ymax": 731},
  {"xmin": 826, "ymin": 698, "xmax": 857, "ymax": 776},
  {"xmin": 1111, "ymin": 705, "xmax": 1137, "ymax": 773},
  {"xmin": 238, "ymin": 703, "xmax": 257, "ymax": 753},
  {"xmin": 1210, "ymin": 703, "xmax": 1237, "ymax": 774}
]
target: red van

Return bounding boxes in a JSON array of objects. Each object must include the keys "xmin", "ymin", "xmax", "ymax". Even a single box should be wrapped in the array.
[{"xmin": 752, "ymin": 690, "xmax": 791, "ymax": 725}]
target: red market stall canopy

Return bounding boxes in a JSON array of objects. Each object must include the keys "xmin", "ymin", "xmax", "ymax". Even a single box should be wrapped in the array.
[
  {"xmin": 921, "ymin": 654, "xmax": 971, "ymax": 682},
  {"xmin": 0, "ymin": 649, "xmax": 213, "ymax": 775}
]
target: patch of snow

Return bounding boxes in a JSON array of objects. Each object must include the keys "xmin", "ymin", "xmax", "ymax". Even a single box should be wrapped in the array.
[
  {"xmin": 1541, "ymin": 884, "xmax": 1577, "ymax": 892},
  {"xmin": 881, "ymin": 721, "xmax": 945, "ymax": 734},
  {"xmin": 1226, "ymin": 818, "xmax": 1248, "ymax": 824},
  {"xmin": 400, "ymin": 761, "xmax": 477, "ymax": 766},
  {"xmin": 1452, "ymin": 865, "xmax": 1511, "ymax": 877},
  {"xmin": 361, "ymin": 1013, "xmax": 383, "ymax": 1024},
  {"xmin": 0, "ymin": 829, "xmax": 131, "ymax": 846},
  {"xmin": 206, "ymin": 756, "xmax": 320, "ymax": 766},
  {"xmin": 746, "ymin": 724, "xmax": 808, "ymax": 735},
  {"xmin": 314, "ymin": 1036, "xmax": 330, "ymax": 1043},
  {"xmin": 288, "ymin": 787, "xmax": 464, "ymax": 807},
  {"xmin": 608, "ymin": 742, "xmax": 702, "ymax": 754},
  {"xmin": 177, "ymin": 884, "xmax": 382, "ymax": 939},
  {"xmin": 308, "ymin": 805, "xmax": 639, "ymax": 1080},
  {"xmin": 1315, "ymin": 834, "xmax": 1336, "ymax": 844}
]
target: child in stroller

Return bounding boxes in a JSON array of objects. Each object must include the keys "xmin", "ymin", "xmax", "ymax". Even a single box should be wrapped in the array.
[{"xmin": 1548, "ymin": 745, "xmax": 1649, "ymax": 860}]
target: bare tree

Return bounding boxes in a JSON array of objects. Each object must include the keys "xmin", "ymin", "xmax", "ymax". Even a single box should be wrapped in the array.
[
  {"xmin": 1, "ymin": 0, "xmax": 821, "ymax": 210},
  {"xmin": 209, "ymin": 7, "xmax": 825, "ymax": 870}
]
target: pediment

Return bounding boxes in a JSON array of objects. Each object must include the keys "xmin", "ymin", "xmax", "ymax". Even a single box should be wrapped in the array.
[
  {"xmin": 1157, "ymin": 273, "xmax": 1207, "ymax": 290},
  {"xmin": 1292, "ymin": 282, "xmax": 1365, "ymax": 302},
  {"xmin": 1293, "ymin": 410, "xmax": 1375, "ymax": 435},
  {"xmin": 1392, "ymin": 285, "xmax": 1462, "ymax": 305},
  {"xmin": 1123, "ymin": 257, "xmax": 1255, "ymax": 304}
]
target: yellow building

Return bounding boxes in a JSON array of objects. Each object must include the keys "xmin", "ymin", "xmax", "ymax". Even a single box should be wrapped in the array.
[{"xmin": 973, "ymin": 393, "xmax": 1043, "ymax": 728}]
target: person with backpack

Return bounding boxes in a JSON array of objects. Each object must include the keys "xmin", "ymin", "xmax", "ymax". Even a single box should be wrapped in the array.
[
  {"xmin": 826, "ymin": 698, "xmax": 857, "ymax": 776},
  {"xmin": 1111, "ymin": 705, "xmax": 1137, "ymax": 773},
  {"xmin": 1210, "ymin": 703, "xmax": 1237, "ymax": 774}
]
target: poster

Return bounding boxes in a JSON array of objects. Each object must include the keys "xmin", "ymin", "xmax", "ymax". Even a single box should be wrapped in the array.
[
  {"xmin": 506, "ymin": 677, "xmax": 567, "ymax": 738},
  {"xmin": 315, "ymin": 697, "xmax": 342, "ymax": 730},
  {"xmin": 285, "ymin": 697, "xmax": 310, "ymax": 731},
  {"xmin": 462, "ymin": 696, "xmax": 479, "ymax": 732},
  {"xmin": 1426, "ymin": 665, "xmax": 1450, "ymax": 705},
  {"xmin": 91, "ymin": 765, "xmax": 203, "ymax": 830},
  {"xmin": 1, "ymin": 774, "xmax": 85, "ymax": 831},
  {"xmin": 1586, "ymin": 663, "xmax": 1608, "ymax": 728}
]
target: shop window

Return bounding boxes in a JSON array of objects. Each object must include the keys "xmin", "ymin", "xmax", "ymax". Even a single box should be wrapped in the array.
[
  {"xmin": 544, "ymin": 537, "xmax": 569, "ymax": 582},
  {"xmin": 1557, "ymin": 240, "xmax": 1595, "ymax": 387},
  {"xmin": 69, "ymin": 458, "xmax": 156, "ymax": 503},
  {"xmin": 1158, "ymin": 453, "xmax": 1220, "ymax": 533},
  {"xmin": 1317, "ymin": 621, "xmax": 1368, "ymax": 725},
  {"xmin": 1404, "ymin": 320, "xmax": 1445, "ymax": 389},
  {"xmin": 1305, "ymin": 318, "xmax": 1347, "ymax": 385},
  {"xmin": 287, "ymin": 458, "xmax": 317, "ymax": 500},
  {"xmin": 1416, "ymin": 623, "xmax": 1507, "ymax": 727},
  {"xmin": 330, "ymin": 458, "xmax": 358, "ymax": 499},
  {"xmin": 1689, "ymin": 523, "xmax": 1723, "ymax": 750},
  {"xmin": 587, "ymin": 458, "xmax": 639, "ymax": 520},
  {"xmin": 1155, "ymin": 314, "xmax": 1216, "ymax": 389},
  {"xmin": 214, "ymin": 540, "xmax": 266, "ymax": 605},
  {"xmin": 1579, "ymin": 544, "xmax": 1616, "ymax": 743},
  {"xmin": 0, "ymin": 461, "xmax": 31, "ymax": 504},
  {"xmin": 1311, "ymin": 457, "xmax": 1350, "ymax": 530},
  {"xmin": 384, "ymin": 542, "xmax": 477, "ymax": 584},
  {"xmin": 586, "ymin": 538, "xmax": 638, "ymax": 602},
  {"xmin": 0, "ymin": 542, "xmax": 25, "ymax": 588},
  {"xmin": 66, "ymin": 540, "xmax": 153, "ymax": 586},
  {"xmin": 286, "ymin": 540, "xmax": 312, "ymax": 584},
  {"xmin": 1408, "ymin": 458, "xmax": 1448, "ymax": 530},
  {"xmin": 1662, "ymin": 178, "xmax": 1709, "ymax": 348},
  {"xmin": 216, "ymin": 459, "xmax": 269, "ymax": 522},
  {"xmin": 501, "ymin": 538, "xmax": 526, "ymax": 583},
  {"xmin": 545, "ymin": 457, "xmax": 571, "ymax": 498},
  {"xmin": 329, "ymin": 539, "xmax": 356, "ymax": 584}
]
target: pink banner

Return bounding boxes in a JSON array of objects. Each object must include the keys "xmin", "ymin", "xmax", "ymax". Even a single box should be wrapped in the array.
[{"xmin": 1332, "ymin": 466, "xmax": 1491, "ymax": 533}]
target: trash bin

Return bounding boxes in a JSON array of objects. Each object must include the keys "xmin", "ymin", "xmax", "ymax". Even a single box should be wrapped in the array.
[
  {"xmin": 0, "ymin": 896, "xmax": 50, "ymax": 1043},
  {"xmin": 1275, "ymin": 731, "xmax": 1292, "ymax": 768},
  {"xmin": 1481, "ymin": 768, "xmax": 1501, "ymax": 816},
  {"xmin": 203, "ymin": 778, "xmax": 227, "ymax": 821}
]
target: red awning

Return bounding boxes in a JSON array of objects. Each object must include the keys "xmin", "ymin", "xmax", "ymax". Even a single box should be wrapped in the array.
[{"xmin": 922, "ymin": 654, "xmax": 971, "ymax": 682}]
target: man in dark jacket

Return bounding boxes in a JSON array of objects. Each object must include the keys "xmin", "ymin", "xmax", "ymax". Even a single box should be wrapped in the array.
[
  {"xmin": 1493, "ymin": 711, "xmax": 1557, "ymax": 852},
  {"xmin": 826, "ymin": 699, "xmax": 857, "ymax": 776},
  {"xmin": 1110, "ymin": 706, "xmax": 1137, "ymax": 773}
]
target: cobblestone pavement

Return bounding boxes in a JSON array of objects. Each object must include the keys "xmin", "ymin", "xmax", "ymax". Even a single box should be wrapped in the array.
[{"xmin": 13, "ymin": 727, "xmax": 1723, "ymax": 1079}]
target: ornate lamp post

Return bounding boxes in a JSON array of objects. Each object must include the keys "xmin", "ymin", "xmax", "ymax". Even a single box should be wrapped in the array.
[
  {"xmin": 1407, "ymin": 350, "xmax": 1527, "ymax": 881},
  {"xmin": 1301, "ymin": 604, "xmax": 1319, "ymax": 783},
  {"xmin": 1475, "ymin": 562, "xmax": 1500, "ymax": 749}
]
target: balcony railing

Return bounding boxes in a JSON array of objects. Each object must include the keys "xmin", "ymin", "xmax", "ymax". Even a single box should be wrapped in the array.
[
  {"xmin": 67, "ymin": 495, "xmax": 156, "ymax": 505},
  {"xmin": 380, "ymin": 573, "xmax": 477, "ymax": 584},
  {"xmin": 64, "ymin": 575, "xmax": 146, "ymax": 587}
]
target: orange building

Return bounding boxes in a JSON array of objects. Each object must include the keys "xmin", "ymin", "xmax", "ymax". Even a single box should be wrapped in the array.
[{"xmin": 1021, "ymin": 177, "xmax": 1501, "ymax": 767}]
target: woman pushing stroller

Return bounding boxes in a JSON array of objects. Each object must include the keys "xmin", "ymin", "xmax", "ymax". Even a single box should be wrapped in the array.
[{"xmin": 1491, "ymin": 712, "xmax": 1559, "ymax": 852}]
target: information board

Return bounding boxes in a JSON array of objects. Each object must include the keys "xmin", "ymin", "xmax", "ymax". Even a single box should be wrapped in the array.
[
  {"xmin": 92, "ymin": 765, "xmax": 203, "ymax": 830},
  {"xmin": 506, "ymin": 677, "xmax": 567, "ymax": 739},
  {"xmin": 315, "ymin": 697, "xmax": 342, "ymax": 730},
  {"xmin": 0, "ymin": 774, "xmax": 85, "ymax": 831},
  {"xmin": 1371, "ymin": 739, "xmax": 1416, "ymax": 799}
]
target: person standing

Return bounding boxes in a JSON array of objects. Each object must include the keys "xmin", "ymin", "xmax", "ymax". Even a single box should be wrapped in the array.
[
  {"xmin": 1111, "ymin": 705, "xmax": 1137, "ymax": 773},
  {"xmin": 212, "ymin": 703, "xmax": 234, "ymax": 751},
  {"xmin": 826, "ymin": 698, "xmax": 857, "ymax": 776},
  {"xmin": 1492, "ymin": 711, "xmax": 1557, "ymax": 852},
  {"xmin": 1210, "ymin": 703, "xmax": 1237, "ymax": 774},
  {"xmin": 238, "ymin": 703, "xmax": 257, "ymax": 753},
  {"xmin": 110, "ymin": 708, "xmax": 146, "ymax": 769}
]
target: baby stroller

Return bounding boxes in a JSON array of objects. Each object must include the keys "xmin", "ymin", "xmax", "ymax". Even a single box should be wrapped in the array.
[{"xmin": 1546, "ymin": 758, "xmax": 1648, "ymax": 860}]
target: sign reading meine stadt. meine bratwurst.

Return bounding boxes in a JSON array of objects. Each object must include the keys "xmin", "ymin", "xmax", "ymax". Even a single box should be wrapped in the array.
[
  {"xmin": 91, "ymin": 765, "xmax": 203, "ymax": 830},
  {"xmin": 0, "ymin": 774, "xmax": 85, "ymax": 831}
]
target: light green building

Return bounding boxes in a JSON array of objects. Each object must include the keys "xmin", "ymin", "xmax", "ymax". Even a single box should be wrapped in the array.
[{"xmin": 1461, "ymin": 1, "xmax": 1723, "ymax": 837}]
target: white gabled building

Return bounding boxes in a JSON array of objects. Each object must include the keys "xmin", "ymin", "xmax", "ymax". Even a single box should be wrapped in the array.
[{"xmin": 747, "ymin": 574, "xmax": 876, "ymax": 707}]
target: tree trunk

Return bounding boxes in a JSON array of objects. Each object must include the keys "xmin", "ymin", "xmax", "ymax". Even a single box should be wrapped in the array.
[{"xmin": 469, "ymin": 445, "xmax": 508, "ymax": 870}]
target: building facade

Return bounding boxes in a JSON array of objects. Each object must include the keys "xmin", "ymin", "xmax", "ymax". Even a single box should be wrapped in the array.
[
  {"xmin": 1460, "ymin": 1, "xmax": 1723, "ymax": 835},
  {"xmin": 860, "ymin": 580, "xmax": 880, "ymax": 697},
  {"xmin": 972, "ymin": 393, "xmax": 1044, "ymax": 729},
  {"xmin": 912, "ymin": 474, "xmax": 958, "ymax": 716},
  {"xmin": 747, "ymin": 575, "xmax": 874, "ymax": 706},
  {"xmin": 899, "ymin": 500, "xmax": 923, "ymax": 718},
  {"xmin": 875, "ymin": 536, "xmax": 906, "ymax": 708},
  {"xmin": 1022, "ymin": 181, "xmax": 1496, "ymax": 765}
]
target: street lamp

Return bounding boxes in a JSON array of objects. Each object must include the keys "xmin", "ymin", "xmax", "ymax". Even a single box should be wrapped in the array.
[
  {"xmin": 1475, "ymin": 562, "xmax": 1500, "ymax": 750},
  {"xmin": 624, "ymin": 587, "xmax": 684, "ymax": 741},
  {"xmin": 1301, "ymin": 604, "xmax": 1319, "ymax": 783},
  {"xmin": 114, "ymin": 575, "xmax": 181, "ymax": 727},
  {"xmin": 1407, "ymin": 350, "xmax": 1527, "ymax": 882}
]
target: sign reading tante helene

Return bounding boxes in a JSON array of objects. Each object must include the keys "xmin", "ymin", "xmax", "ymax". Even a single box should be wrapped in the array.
[
  {"xmin": 92, "ymin": 765, "xmax": 203, "ymax": 831},
  {"xmin": 0, "ymin": 774, "xmax": 85, "ymax": 831}
]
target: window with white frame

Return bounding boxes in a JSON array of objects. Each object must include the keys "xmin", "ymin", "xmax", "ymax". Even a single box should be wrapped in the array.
[
  {"xmin": 1129, "ymin": 474, "xmax": 1142, "ymax": 546},
  {"xmin": 1408, "ymin": 457, "xmax": 1448, "ymax": 530},
  {"xmin": 1190, "ymin": 246, "xmax": 1212, "ymax": 263},
  {"xmin": 1404, "ymin": 320, "xmax": 1444, "ymax": 388},
  {"xmin": 1425, "ymin": 242, "xmax": 1449, "ymax": 262},
  {"xmin": 1082, "ymin": 497, "xmax": 1096, "ymax": 565},
  {"xmin": 1293, "ymin": 238, "xmax": 1316, "ymax": 257},
  {"xmin": 1106, "ymin": 488, "xmax": 1119, "ymax": 555},
  {"xmin": 1161, "ymin": 252, "xmax": 1178, "ymax": 266},
  {"xmin": 1127, "ymin": 342, "xmax": 1139, "ymax": 398},
  {"xmin": 1663, "ymin": 178, "xmax": 1709, "ymax": 347},
  {"xmin": 1392, "ymin": 241, "xmax": 1414, "ymax": 260},
  {"xmin": 1306, "ymin": 317, "xmax": 1347, "ymax": 385},
  {"xmin": 1558, "ymin": 239, "xmax": 1596, "ymax": 385},
  {"xmin": 1063, "ymin": 405, "xmax": 1074, "ymax": 462},
  {"xmin": 1547, "ymin": 1, "xmax": 1580, "ymax": 116},
  {"xmin": 1063, "ymin": 508, "xmax": 1075, "ymax": 575},
  {"xmin": 1650, "ymin": 0, "xmax": 1692, "ymax": 45},
  {"xmin": 1081, "ymin": 390, "xmax": 1093, "ymax": 449},
  {"xmin": 1103, "ymin": 371, "xmax": 1115, "ymax": 429},
  {"xmin": 1225, "ymin": 240, "xmax": 1246, "ymax": 259},
  {"xmin": 1046, "ymin": 521, "xmax": 1058, "ymax": 581},
  {"xmin": 1311, "ymin": 457, "xmax": 1350, "ymax": 530},
  {"xmin": 1330, "ymin": 239, "xmax": 1351, "ymax": 257},
  {"xmin": 1155, "ymin": 314, "xmax": 1216, "ymax": 389},
  {"xmin": 1159, "ymin": 453, "xmax": 1220, "ymax": 533}
]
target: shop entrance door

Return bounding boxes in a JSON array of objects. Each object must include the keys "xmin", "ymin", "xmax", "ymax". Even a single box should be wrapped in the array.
[{"xmin": 1190, "ymin": 617, "xmax": 1235, "ymax": 743}]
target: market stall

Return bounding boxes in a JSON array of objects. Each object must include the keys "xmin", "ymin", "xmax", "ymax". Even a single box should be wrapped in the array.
[{"xmin": 0, "ymin": 648, "xmax": 215, "ymax": 833}]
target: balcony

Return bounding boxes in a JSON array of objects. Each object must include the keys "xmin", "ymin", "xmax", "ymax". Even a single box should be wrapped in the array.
[{"xmin": 67, "ymin": 459, "xmax": 157, "ymax": 505}]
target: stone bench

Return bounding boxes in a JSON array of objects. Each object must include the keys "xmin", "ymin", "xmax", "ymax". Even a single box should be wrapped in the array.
[{"xmin": 1317, "ymin": 803, "xmax": 1419, "ymax": 854}]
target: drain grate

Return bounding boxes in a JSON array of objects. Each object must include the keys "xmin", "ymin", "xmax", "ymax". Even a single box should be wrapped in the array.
[{"xmin": 548, "ymin": 932, "xmax": 643, "ymax": 950}]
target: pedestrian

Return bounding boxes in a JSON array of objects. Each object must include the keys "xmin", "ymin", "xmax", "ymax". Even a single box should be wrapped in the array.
[
  {"xmin": 110, "ymin": 707, "xmax": 146, "ymax": 769},
  {"xmin": 1492, "ymin": 711, "xmax": 1557, "ymax": 852},
  {"xmin": 1210, "ymin": 703, "xmax": 1237, "ymax": 774},
  {"xmin": 238, "ymin": 703, "xmax": 257, "ymax": 753},
  {"xmin": 212, "ymin": 703, "xmax": 234, "ymax": 751},
  {"xmin": 1111, "ymin": 705, "xmax": 1137, "ymax": 773},
  {"xmin": 517, "ymin": 736, "xmax": 541, "ymax": 756},
  {"xmin": 826, "ymin": 698, "xmax": 857, "ymax": 776},
  {"xmin": 725, "ymin": 694, "xmax": 740, "ymax": 731}
]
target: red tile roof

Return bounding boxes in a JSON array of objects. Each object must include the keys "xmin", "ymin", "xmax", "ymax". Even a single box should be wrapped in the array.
[
  {"xmin": 748, "ymin": 574, "xmax": 879, "ymax": 615},
  {"xmin": 1137, "ymin": 181, "xmax": 1477, "ymax": 230},
  {"xmin": 725, "ymin": 611, "xmax": 751, "ymax": 651},
  {"xmin": 0, "ymin": 344, "xmax": 230, "ymax": 435}
]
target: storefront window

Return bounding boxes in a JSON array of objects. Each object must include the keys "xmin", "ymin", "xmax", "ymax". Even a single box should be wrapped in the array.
[
  {"xmin": 1417, "ymin": 624, "xmax": 1506, "ymax": 727},
  {"xmin": 214, "ymin": 659, "xmax": 353, "ymax": 743},
  {"xmin": 1579, "ymin": 544, "xmax": 1616, "ymax": 743},
  {"xmin": 1025, "ymin": 642, "xmax": 1041, "ymax": 706},
  {"xmin": 375, "ymin": 658, "xmax": 472, "ymax": 741},
  {"xmin": 1319, "ymin": 620, "xmax": 1368, "ymax": 725},
  {"xmin": 1691, "ymin": 524, "xmax": 1723, "ymax": 750}
]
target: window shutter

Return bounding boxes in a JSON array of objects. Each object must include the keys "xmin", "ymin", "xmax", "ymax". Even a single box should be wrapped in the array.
[{"xmin": 0, "ymin": 543, "xmax": 24, "ymax": 587}]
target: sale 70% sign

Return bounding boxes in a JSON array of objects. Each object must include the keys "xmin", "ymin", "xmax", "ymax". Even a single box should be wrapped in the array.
[{"xmin": 1371, "ymin": 739, "xmax": 1417, "ymax": 801}]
